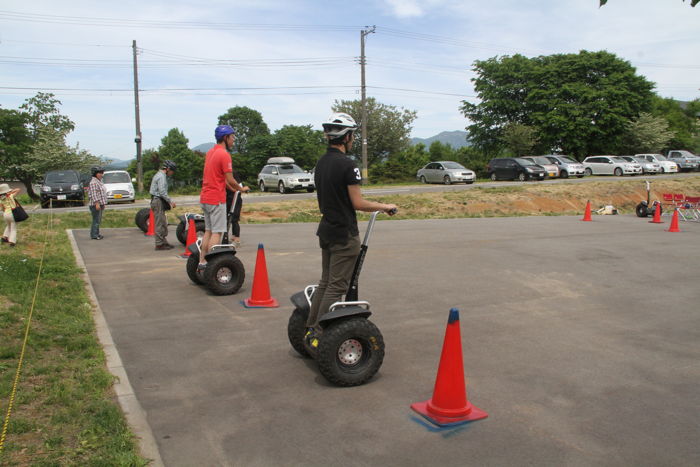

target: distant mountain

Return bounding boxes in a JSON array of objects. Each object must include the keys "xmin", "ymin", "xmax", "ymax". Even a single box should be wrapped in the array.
[
  {"xmin": 411, "ymin": 130, "xmax": 470, "ymax": 149},
  {"xmin": 193, "ymin": 142, "xmax": 215, "ymax": 153},
  {"xmin": 105, "ymin": 158, "xmax": 132, "ymax": 169}
]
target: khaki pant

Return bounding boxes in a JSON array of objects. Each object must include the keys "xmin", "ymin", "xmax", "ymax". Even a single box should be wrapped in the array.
[
  {"xmin": 150, "ymin": 198, "xmax": 169, "ymax": 246},
  {"xmin": 306, "ymin": 235, "xmax": 361, "ymax": 329},
  {"xmin": 3, "ymin": 212, "xmax": 17, "ymax": 244}
]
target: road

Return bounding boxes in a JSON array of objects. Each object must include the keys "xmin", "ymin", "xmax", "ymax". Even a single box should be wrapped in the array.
[{"xmin": 28, "ymin": 172, "xmax": 700, "ymax": 214}]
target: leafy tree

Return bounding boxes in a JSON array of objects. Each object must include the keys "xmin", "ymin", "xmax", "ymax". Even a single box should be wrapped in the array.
[
  {"xmin": 622, "ymin": 112, "xmax": 674, "ymax": 154},
  {"xmin": 461, "ymin": 51, "xmax": 656, "ymax": 158},
  {"xmin": 501, "ymin": 123, "xmax": 539, "ymax": 156},
  {"xmin": 332, "ymin": 97, "xmax": 418, "ymax": 168},
  {"xmin": 20, "ymin": 92, "xmax": 75, "ymax": 136},
  {"xmin": 158, "ymin": 128, "xmax": 202, "ymax": 185},
  {"xmin": 428, "ymin": 141, "xmax": 458, "ymax": 162},
  {"xmin": 651, "ymin": 97, "xmax": 700, "ymax": 152},
  {"xmin": 217, "ymin": 106, "xmax": 270, "ymax": 154},
  {"xmin": 273, "ymin": 124, "xmax": 326, "ymax": 170}
]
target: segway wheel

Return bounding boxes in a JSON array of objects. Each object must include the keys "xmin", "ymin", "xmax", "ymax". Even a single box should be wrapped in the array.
[
  {"xmin": 186, "ymin": 251, "xmax": 204, "ymax": 285},
  {"xmin": 635, "ymin": 202, "xmax": 648, "ymax": 218},
  {"xmin": 176, "ymin": 219, "xmax": 205, "ymax": 245},
  {"xmin": 203, "ymin": 254, "xmax": 245, "ymax": 295},
  {"xmin": 135, "ymin": 208, "xmax": 150, "ymax": 232},
  {"xmin": 288, "ymin": 307, "xmax": 311, "ymax": 358},
  {"xmin": 317, "ymin": 317, "xmax": 384, "ymax": 387}
]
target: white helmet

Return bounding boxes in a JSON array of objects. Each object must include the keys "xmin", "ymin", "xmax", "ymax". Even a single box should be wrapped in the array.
[{"xmin": 322, "ymin": 112, "xmax": 358, "ymax": 138}]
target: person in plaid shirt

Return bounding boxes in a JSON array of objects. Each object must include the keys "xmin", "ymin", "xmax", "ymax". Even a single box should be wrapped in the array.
[{"xmin": 87, "ymin": 166, "xmax": 107, "ymax": 240}]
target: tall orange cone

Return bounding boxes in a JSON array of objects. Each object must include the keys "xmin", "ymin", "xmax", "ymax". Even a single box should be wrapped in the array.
[
  {"xmin": 666, "ymin": 208, "xmax": 681, "ymax": 232},
  {"xmin": 243, "ymin": 244, "xmax": 279, "ymax": 308},
  {"xmin": 411, "ymin": 308, "xmax": 488, "ymax": 427},
  {"xmin": 145, "ymin": 209, "xmax": 155, "ymax": 236},
  {"xmin": 180, "ymin": 216, "xmax": 197, "ymax": 257},
  {"xmin": 581, "ymin": 200, "xmax": 592, "ymax": 222},
  {"xmin": 649, "ymin": 202, "xmax": 663, "ymax": 224}
]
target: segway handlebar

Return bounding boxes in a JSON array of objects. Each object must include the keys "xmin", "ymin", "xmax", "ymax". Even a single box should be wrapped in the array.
[{"xmin": 363, "ymin": 209, "xmax": 397, "ymax": 246}]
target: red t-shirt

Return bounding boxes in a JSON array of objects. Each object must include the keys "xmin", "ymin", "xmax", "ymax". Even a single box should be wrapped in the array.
[{"xmin": 200, "ymin": 145, "xmax": 232, "ymax": 204}]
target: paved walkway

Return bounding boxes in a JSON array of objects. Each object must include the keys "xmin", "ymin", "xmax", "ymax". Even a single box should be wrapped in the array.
[{"xmin": 72, "ymin": 216, "xmax": 700, "ymax": 466}]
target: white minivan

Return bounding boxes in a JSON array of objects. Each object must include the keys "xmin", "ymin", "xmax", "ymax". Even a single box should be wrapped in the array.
[{"xmin": 103, "ymin": 170, "xmax": 136, "ymax": 203}]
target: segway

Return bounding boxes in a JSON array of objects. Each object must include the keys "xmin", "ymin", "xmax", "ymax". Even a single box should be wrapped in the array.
[
  {"xmin": 175, "ymin": 213, "xmax": 205, "ymax": 245},
  {"xmin": 185, "ymin": 194, "xmax": 245, "ymax": 295},
  {"xmin": 636, "ymin": 180, "xmax": 663, "ymax": 218},
  {"xmin": 287, "ymin": 209, "xmax": 396, "ymax": 387}
]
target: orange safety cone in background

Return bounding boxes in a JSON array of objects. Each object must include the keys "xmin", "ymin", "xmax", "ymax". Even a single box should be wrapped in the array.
[
  {"xmin": 411, "ymin": 308, "xmax": 488, "ymax": 427},
  {"xmin": 649, "ymin": 203, "xmax": 663, "ymax": 224},
  {"xmin": 581, "ymin": 200, "xmax": 592, "ymax": 222},
  {"xmin": 243, "ymin": 244, "xmax": 279, "ymax": 308},
  {"xmin": 181, "ymin": 216, "xmax": 197, "ymax": 257},
  {"xmin": 145, "ymin": 209, "xmax": 155, "ymax": 236},
  {"xmin": 667, "ymin": 208, "xmax": 681, "ymax": 232}
]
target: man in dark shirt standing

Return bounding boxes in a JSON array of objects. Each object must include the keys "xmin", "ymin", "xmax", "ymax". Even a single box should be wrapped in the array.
[{"xmin": 306, "ymin": 112, "xmax": 397, "ymax": 346}]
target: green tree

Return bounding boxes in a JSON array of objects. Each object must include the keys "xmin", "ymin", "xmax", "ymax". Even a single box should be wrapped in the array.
[
  {"xmin": 332, "ymin": 97, "xmax": 418, "ymax": 168},
  {"xmin": 622, "ymin": 112, "xmax": 674, "ymax": 154},
  {"xmin": 273, "ymin": 124, "xmax": 326, "ymax": 170},
  {"xmin": 20, "ymin": 92, "xmax": 75, "ymax": 136},
  {"xmin": 461, "ymin": 51, "xmax": 655, "ymax": 158},
  {"xmin": 158, "ymin": 128, "xmax": 201, "ymax": 185},
  {"xmin": 501, "ymin": 123, "xmax": 539, "ymax": 156},
  {"xmin": 651, "ymin": 97, "xmax": 700, "ymax": 152},
  {"xmin": 217, "ymin": 106, "xmax": 270, "ymax": 154},
  {"xmin": 0, "ymin": 108, "xmax": 33, "ymax": 192},
  {"xmin": 428, "ymin": 141, "xmax": 458, "ymax": 162}
]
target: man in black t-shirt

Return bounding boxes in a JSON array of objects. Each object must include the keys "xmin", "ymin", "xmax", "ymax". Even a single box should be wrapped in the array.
[{"xmin": 305, "ymin": 113, "xmax": 397, "ymax": 348}]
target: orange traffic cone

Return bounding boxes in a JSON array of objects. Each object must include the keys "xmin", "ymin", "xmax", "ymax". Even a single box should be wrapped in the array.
[
  {"xmin": 581, "ymin": 200, "xmax": 592, "ymax": 222},
  {"xmin": 411, "ymin": 308, "xmax": 488, "ymax": 427},
  {"xmin": 667, "ymin": 208, "xmax": 681, "ymax": 232},
  {"xmin": 649, "ymin": 202, "xmax": 663, "ymax": 224},
  {"xmin": 145, "ymin": 209, "xmax": 155, "ymax": 236},
  {"xmin": 243, "ymin": 244, "xmax": 279, "ymax": 308},
  {"xmin": 180, "ymin": 217, "xmax": 197, "ymax": 257}
]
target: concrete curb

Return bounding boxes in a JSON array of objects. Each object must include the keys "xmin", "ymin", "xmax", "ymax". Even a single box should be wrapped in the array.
[{"xmin": 67, "ymin": 229, "xmax": 164, "ymax": 467}]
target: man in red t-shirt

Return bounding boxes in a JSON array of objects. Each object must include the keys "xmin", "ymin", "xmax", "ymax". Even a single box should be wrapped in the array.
[{"xmin": 198, "ymin": 125, "xmax": 249, "ymax": 271}]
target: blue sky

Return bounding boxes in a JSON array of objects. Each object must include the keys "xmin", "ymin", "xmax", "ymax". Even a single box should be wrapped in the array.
[{"xmin": 0, "ymin": 0, "xmax": 698, "ymax": 161}]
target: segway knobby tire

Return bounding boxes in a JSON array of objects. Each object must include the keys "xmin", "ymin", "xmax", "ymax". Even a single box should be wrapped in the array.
[
  {"xmin": 176, "ymin": 220, "xmax": 205, "ymax": 245},
  {"xmin": 135, "ymin": 208, "xmax": 150, "ymax": 232},
  {"xmin": 288, "ymin": 307, "xmax": 311, "ymax": 358},
  {"xmin": 186, "ymin": 251, "xmax": 204, "ymax": 285},
  {"xmin": 203, "ymin": 254, "xmax": 245, "ymax": 295},
  {"xmin": 317, "ymin": 317, "xmax": 384, "ymax": 387}
]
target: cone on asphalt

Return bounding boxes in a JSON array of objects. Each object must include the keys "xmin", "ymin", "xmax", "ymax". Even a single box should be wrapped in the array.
[
  {"xmin": 411, "ymin": 308, "xmax": 488, "ymax": 427},
  {"xmin": 667, "ymin": 208, "xmax": 681, "ymax": 232},
  {"xmin": 180, "ymin": 216, "xmax": 197, "ymax": 257},
  {"xmin": 243, "ymin": 243, "xmax": 279, "ymax": 308},
  {"xmin": 649, "ymin": 202, "xmax": 663, "ymax": 224},
  {"xmin": 145, "ymin": 209, "xmax": 155, "ymax": 236},
  {"xmin": 581, "ymin": 200, "xmax": 592, "ymax": 222}
]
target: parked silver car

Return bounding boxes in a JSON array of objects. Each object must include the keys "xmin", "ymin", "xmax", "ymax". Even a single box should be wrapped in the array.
[
  {"xmin": 635, "ymin": 154, "xmax": 678, "ymax": 174},
  {"xmin": 667, "ymin": 150, "xmax": 700, "ymax": 172},
  {"xmin": 521, "ymin": 156, "xmax": 559, "ymax": 178},
  {"xmin": 582, "ymin": 155, "xmax": 642, "ymax": 176},
  {"xmin": 416, "ymin": 161, "xmax": 475, "ymax": 185},
  {"xmin": 619, "ymin": 156, "xmax": 661, "ymax": 175},
  {"xmin": 544, "ymin": 155, "xmax": 586, "ymax": 178},
  {"xmin": 257, "ymin": 157, "xmax": 315, "ymax": 193}
]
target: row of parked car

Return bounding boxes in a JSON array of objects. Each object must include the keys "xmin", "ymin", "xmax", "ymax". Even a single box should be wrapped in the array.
[
  {"xmin": 416, "ymin": 150, "xmax": 699, "ymax": 184},
  {"xmin": 38, "ymin": 169, "xmax": 136, "ymax": 208}
]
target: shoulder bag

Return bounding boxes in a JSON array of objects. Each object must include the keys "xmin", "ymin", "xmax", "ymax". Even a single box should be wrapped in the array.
[{"xmin": 12, "ymin": 200, "xmax": 29, "ymax": 222}]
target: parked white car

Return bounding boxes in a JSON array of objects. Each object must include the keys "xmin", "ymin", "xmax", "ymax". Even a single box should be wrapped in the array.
[
  {"xmin": 544, "ymin": 155, "xmax": 586, "ymax": 178},
  {"xmin": 257, "ymin": 157, "xmax": 314, "ymax": 193},
  {"xmin": 103, "ymin": 170, "xmax": 135, "ymax": 203},
  {"xmin": 416, "ymin": 161, "xmax": 476, "ymax": 184},
  {"xmin": 619, "ymin": 156, "xmax": 661, "ymax": 174},
  {"xmin": 635, "ymin": 154, "xmax": 678, "ymax": 174},
  {"xmin": 582, "ymin": 156, "xmax": 642, "ymax": 176}
]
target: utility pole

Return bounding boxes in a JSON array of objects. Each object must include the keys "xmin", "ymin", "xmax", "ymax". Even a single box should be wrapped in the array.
[
  {"xmin": 360, "ymin": 25, "xmax": 375, "ymax": 184},
  {"xmin": 132, "ymin": 40, "xmax": 143, "ymax": 193}
]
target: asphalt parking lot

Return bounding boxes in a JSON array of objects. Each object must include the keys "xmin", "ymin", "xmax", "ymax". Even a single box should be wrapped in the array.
[{"xmin": 72, "ymin": 215, "xmax": 700, "ymax": 467}]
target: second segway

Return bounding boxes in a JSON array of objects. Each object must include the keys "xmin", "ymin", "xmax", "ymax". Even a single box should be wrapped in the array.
[{"xmin": 287, "ymin": 210, "xmax": 395, "ymax": 387}]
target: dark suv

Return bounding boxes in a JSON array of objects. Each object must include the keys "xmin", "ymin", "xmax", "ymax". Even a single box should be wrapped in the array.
[
  {"xmin": 40, "ymin": 169, "xmax": 85, "ymax": 208},
  {"xmin": 487, "ymin": 158, "xmax": 546, "ymax": 181}
]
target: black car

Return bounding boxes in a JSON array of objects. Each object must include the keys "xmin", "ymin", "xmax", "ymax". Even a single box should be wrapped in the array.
[
  {"xmin": 487, "ymin": 158, "xmax": 546, "ymax": 181},
  {"xmin": 40, "ymin": 169, "xmax": 86, "ymax": 208}
]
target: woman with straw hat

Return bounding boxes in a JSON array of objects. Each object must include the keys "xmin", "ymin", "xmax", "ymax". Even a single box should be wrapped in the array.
[{"xmin": 0, "ymin": 183, "xmax": 21, "ymax": 247}]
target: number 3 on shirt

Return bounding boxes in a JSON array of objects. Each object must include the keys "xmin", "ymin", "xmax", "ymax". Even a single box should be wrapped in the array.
[{"xmin": 354, "ymin": 168, "xmax": 361, "ymax": 180}]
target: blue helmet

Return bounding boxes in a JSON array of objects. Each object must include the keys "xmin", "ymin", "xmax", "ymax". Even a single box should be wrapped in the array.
[{"xmin": 215, "ymin": 125, "xmax": 236, "ymax": 141}]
